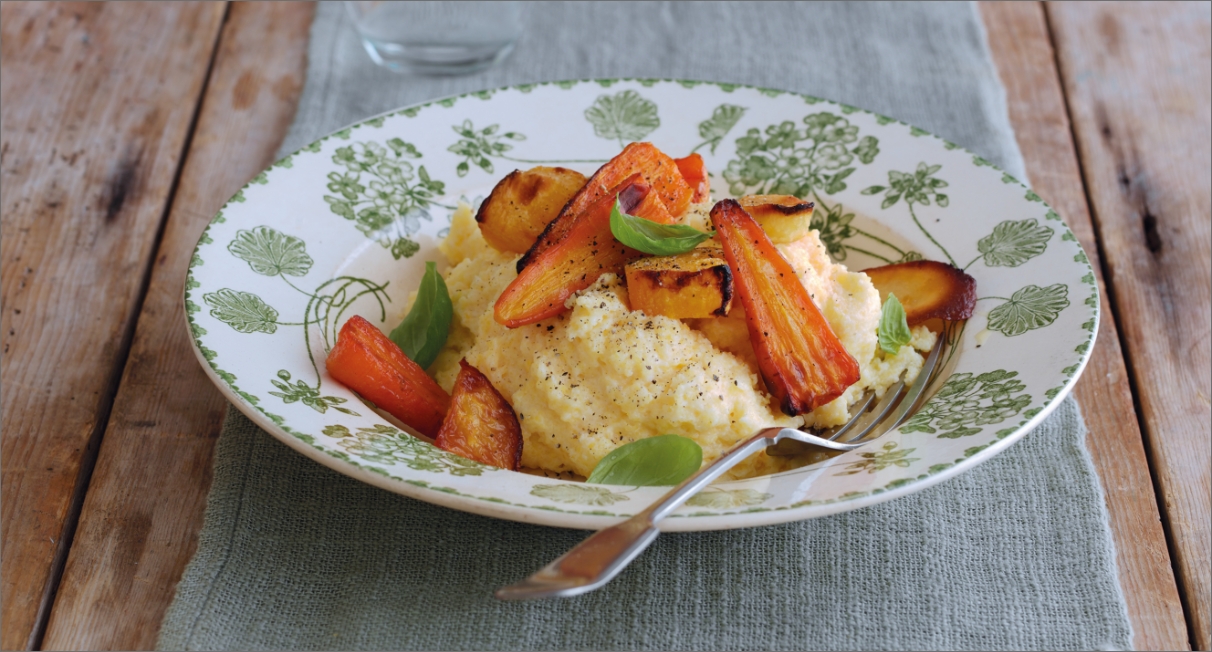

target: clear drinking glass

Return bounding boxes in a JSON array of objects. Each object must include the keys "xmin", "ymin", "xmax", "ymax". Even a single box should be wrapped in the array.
[{"xmin": 344, "ymin": 1, "xmax": 523, "ymax": 75}]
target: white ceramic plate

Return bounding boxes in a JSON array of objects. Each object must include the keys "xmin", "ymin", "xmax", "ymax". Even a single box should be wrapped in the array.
[{"xmin": 185, "ymin": 80, "xmax": 1097, "ymax": 531}]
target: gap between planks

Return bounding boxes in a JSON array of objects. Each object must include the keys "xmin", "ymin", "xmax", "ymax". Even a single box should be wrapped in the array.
[
  {"xmin": 24, "ymin": 6, "xmax": 232, "ymax": 650},
  {"xmin": 39, "ymin": 3, "xmax": 315, "ymax": 649},
  {"xmin": 1044, "ymin": 2, "xmax": 1211, "ymax": 649},
  {"xmin": 0, "ymin": 3, "xmax": 228, "ymax": 649},
  {"xmin": 981, "ymin": 2, "xmax": 1191, "ymax": 650}
]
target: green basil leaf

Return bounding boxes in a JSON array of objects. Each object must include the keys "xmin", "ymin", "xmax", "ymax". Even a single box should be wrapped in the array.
[
  {"xmin": 586, "ymin": 434, "xmax": 703, "ymax": 486},
  {"xmin": 878, "ymin": 293, "xmax": 912, "ymax": 355},
  {"xmin": 609, "ymin": 196, "xmax": 714, "ymax": 256},
  {"xmin": 389, "ymin": 261, "xmax": 452, "ymax": 369}
]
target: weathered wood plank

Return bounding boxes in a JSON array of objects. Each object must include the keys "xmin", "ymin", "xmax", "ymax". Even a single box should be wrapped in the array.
[
  {"xmin": 0, "ymin": 3, "xmax": 226, "ymax": 648},
  {"xmin": 1046, "ymin": 2, "xmax": 1212, "ymax": 649},
  {"xmin": 38, "ymin": 3, "xmax": 316, "ymax": 649},
  {"xmin": 981, "ymin": 4, "xmax": 1191, "ymax": 649}
]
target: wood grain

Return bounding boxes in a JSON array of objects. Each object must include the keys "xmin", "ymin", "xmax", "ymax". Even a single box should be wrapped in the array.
[
  {"xmin": 0, "ymin": 3, "xmax": 225, "ymax": 648},
  {"xmin": 980, "ymin": 4, "xmax": 1193, "ymax": 649},
  {"xmin": 38, "ymin": 3, "xmax": 316, "ymax": 649},
  {"xmin": 1046, "ymin": 3, "xmax": 1212, "ymax": 649}
]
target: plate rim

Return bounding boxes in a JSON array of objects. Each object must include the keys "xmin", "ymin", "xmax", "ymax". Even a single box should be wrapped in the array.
[{"xmin": 183, "ymin": 77, "xmax": 1100, "ymax": 531}]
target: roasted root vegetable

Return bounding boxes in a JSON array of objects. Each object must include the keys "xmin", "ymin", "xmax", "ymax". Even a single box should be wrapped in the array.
[
  {"xmin": 325, "ymin": 315, "xmax": 451, "ymax": 438},
  {"xmin": 674, "ymin": 153, "xmax": 710, "ymax": 203},
  {"xmin": 475, "ymin": 166, "xmax": 587, "ymax": 254},
  {"xmin": 737, "ymin": 195, "xmax": 815, "ymax": 244},
  {"xmin": 863, "ymin": 260, "xmax": 977, "ymax": 325},
  {"xmin": 434, "ymin": 359, "xmax": 523, "ymax": 470},
  {"xmin": 518, "ymin": 142, "xmax": 691, "ymax": 272},
  {"xmin": 625, "ymin": 248, "xmax": 734, "ymax": 319},
  {"xmin": 495, "ymin": 175, "xmax": 661, "ymax": 327},
  {"xmin": 711, "ymin": 199, "xmax": 860, "ymax": 415}
]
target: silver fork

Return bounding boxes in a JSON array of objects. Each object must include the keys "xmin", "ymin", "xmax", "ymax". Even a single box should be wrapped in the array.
[{"xmin": 495, "ymin": 336, "xmax": 946, "ymax": 600}]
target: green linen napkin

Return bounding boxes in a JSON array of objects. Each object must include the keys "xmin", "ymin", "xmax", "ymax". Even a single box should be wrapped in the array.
[{"xmin": 159, "ymin": 2, "xmax": 1132, "ymax": 649}]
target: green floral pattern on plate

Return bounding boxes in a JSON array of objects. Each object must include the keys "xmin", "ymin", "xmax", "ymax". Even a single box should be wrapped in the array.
[
  {"xmin": 323, "ymin": 140, "xmax": 447, "ymax": 259},
  {"xmin": 183, "ymin": 79, "xmax": 1098, "ymax": 531}
]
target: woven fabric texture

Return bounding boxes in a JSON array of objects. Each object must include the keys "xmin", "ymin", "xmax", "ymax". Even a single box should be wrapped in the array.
[{"xmin": 159, "ymin": 2, "xmax": 1132, "ymax": 649}]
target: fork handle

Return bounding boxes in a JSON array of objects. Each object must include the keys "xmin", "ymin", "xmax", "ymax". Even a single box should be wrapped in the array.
[{"xmin": 494, "ymin": 429, "xmax": 783, "ymax": 600}]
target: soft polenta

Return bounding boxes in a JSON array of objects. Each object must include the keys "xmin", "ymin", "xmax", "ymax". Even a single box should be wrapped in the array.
[{"xmin": 424, "ymin": 203, "xmax": 934, "ymax": 480}]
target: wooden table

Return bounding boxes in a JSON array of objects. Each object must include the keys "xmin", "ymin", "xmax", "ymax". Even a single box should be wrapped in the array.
[{"xmin": 2, "ymin": 2, "xmax": 1208, "ymax": 649}]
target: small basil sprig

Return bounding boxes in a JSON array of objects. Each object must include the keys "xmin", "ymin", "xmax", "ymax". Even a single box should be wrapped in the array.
[
  {"xmin": 878, "ymin": 293, "xmax": 912, "ymax": 355},
  {"xmin": 389, "ymin": 261, "xmax": 452, "ymax": 369},
  {"xmin": 609, "ymin": 196, "xmax": 715, "ymax": 256},
  {"xmin": 586, "ymin": 434, "xmax": 703, "ymax": 486}
]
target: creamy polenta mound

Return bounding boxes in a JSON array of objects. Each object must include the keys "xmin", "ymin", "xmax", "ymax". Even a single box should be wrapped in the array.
[{"xmin": 421, "ymin": 203, "xmax": 935, "ymax": 481}]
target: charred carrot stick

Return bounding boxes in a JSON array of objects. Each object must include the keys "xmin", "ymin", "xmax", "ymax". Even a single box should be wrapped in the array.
[
  {"xmin": 674, "ymin": 153, "xmax": 710, "ymax": 204},
  {"xmin": 325, "ymin": 315, "xmax": 451, "ymax": 437},
  {"xmin": 495, "ymin": 174, "xmax": 666, "ymax": 328},
  {"xmin": 517, "ymin": 142, "xmax": 692, "ymax": 272}
]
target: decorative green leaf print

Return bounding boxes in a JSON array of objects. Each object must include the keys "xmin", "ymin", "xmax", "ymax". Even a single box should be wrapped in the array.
[
  {"xmin": 685, "ymin": 489, "xmax": 772, "ymax": 509},
  {"xmin": 808, "ymin": 200, "xmax": 855, "ymax": 259},
  {"xmin": 530, "ymin": 484, "xmax": 629, "ymax": 506},
  {"xmin": 863, "ymin": 163, "xmax": 948, "ymax": 208},
  {"xmin": 862, "ymin": 163, "xmax": 955, "ymax": 265},
  {"xmin": 447, "ymin": 119, "xmax": 525, "ymax": 176},
  {"xmin": 304, "ymin": 276, "xmax": 391, "ymax": 355},
  {"xmin": 836, "ymin": 441, "xmax": 918, "ymax": 475},
  {"xmin": 717, "ymin": 112, "xmax": 908, "ymax": 261},
  {"xmin": 723, "ymin": 112, "xmax": 879, "ymax": 200},
  {"xmin": 693, "ymin": 104, "xmax": 746, "ymax": 154},
  {"xmin": 987, "ymin": 284, "xmax": 1070, "ymax": 336},
  {"xmin": 901, "ymin": 370, "xmax": 1032, "ymax": 438},
  {"xmin": 584, "ymin": 90, "xmax": 660, "ymax": 146},
  {"xmin": 268, "ymin": 370, "xmax": 357, "ymax": 415},
  {"xmin": 976, "ymin": 218, "xmax": 1054, "ymax": 267},
  {"xmin": 203, "ymin": 289, "xmax": 279, "ymax": 334},
  {"xmin": 323, "ymin": 140, "xmax": 446, "ymax": 259},
  {"xmin": 336, "ymin": 424, "xmax": 487, "ymax": 476},
  {"xmin": 227, "ymin": 226, "xmax": 314, "ymax": 277},
  {"xmin": 323, "ymin": 424, "xmax": 351, "ymax": 438}
]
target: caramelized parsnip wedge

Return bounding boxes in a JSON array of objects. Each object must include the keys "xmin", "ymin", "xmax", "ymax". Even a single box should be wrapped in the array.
[
  {"xmin": 625, "ymin": 248, "xmax": 733, "ymax": 319},
  {"xmin": 518, "ymin": 142, "xmax": 690, "ymax": 272},
  {"xmin": 712, "ymin": 199, "xmax": 860, "ymax": 415},
  {"xmin": 476, "ymin": 166, "xmax": 587, "ymax": 254},
  {"xmin": 862, "ymin": 260, "xmax": 977, "ymax": 325},
  {"xmin": 434, "ymin": 360, "xmax": 523, "ymax": 470},
  {"xmin": 737, "ymin": 195, "xmax": 816, "ymax": 244}
]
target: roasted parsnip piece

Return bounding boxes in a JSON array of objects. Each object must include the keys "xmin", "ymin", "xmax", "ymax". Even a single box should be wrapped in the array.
[
  {"xmin": 518, "ymin": 142, "xmax": 691, "ymax": 272},
  {"xmin": 863, "ymin": 260, "xmax": 977, "ymax": 325},
  {"xmin": 712, "ymin": 199, "xmax": 860, "ymax": 415},
  {"xmin": 434, "ymin": 359, "xmax": 523, "ymax": 470},
  {"xmin": 625, "ymin": 248, "xmax": 733, "ymax": 319},
  {"xmin": 737, "ymin": 195, "xmax": 815, "ymax": 244},
  {"xmin": 495, "ymin": 175, "xmax": 671, "ymax": 328},
  {"xmin": 476, "ymin": 166, "xmax": 588, "ymax": 254},
  {"xmin": 325, "ymin": 315, "xmax": 451, "ymax": 438}
]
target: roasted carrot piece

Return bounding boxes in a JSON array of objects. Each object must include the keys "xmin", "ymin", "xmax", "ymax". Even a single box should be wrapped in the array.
[
  {"xmin": 674, "ymin": 153, "xmax": 710, "ymax": 204},
  {"xmin": 711, "ymin": 199, "xmax": 860, "ymax": 415},
  {"xmin": 862, "ymin": 260, "xmax": 977, "ymax": 325},
  {"xmin": 517, "ymin": 142, "xmax": 691, "ymax": 272},
  {"xmin": 434, "ymin": 360, "xmax": 523, "ymax": 470},
  {"xmin": 494, "ymin": 176, "xmax": 657, "ymax": 328},
  {"xmin": 325, "ymin": 315, "xmax": 451, "ymax": 438}
]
